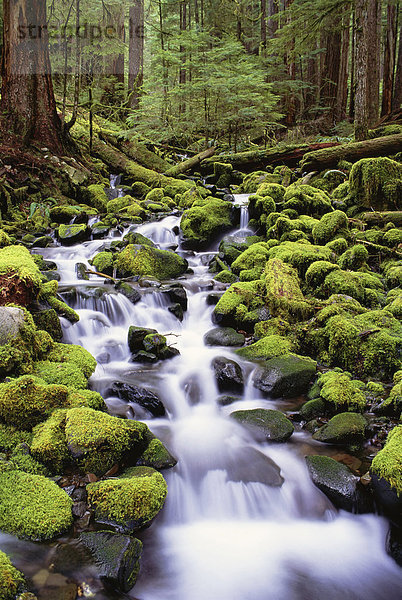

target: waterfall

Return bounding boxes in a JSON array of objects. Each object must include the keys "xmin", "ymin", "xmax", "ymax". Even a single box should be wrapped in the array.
[{"xmin": 33, "ymin": 195, "xmax": 402, "ymax": 600}]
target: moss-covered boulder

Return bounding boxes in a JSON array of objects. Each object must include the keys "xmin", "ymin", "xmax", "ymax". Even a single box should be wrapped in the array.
[
  {"xmin": 86, "ymin": 184, "xmax": 109, "ymax": 212},
  {"xmin": 204, "ymin": 327, "xmax": 245, "ymax": 347},
  {"xmin": 306, "ymin": 455, "xmax": 372, "ymax": 513},
  {"xmin": 283, "ymin": 184, "xmax": 333, "ymax": 217},
  {"xmin": 115, "ymin": 245, "xmax": 188, "ymax": 280},
  {"xmin": 80, "ymin": 531, "xmax": 143, "ymax": 593},
  {"xmin": 211, "ymin": 356, "xmax": 244, "ymax": 393},
  {"xmin": 0, "ymin": 470, "xmax": 73, "ymax": 540},
  {"xmin": 180, "ymin": 198, "xmax": 238, "ymax": 249},
  {"xmin": 0, "ymin": 375, "xmax": 69, "ymax": 430},
  {"xmin": 253, "ymin": 354, "xmax": 317, "ymax": 398},
  {"xmin": 32, "ymin": 360, "xmax": 88, "ymax": 389},
  {"xmin": 32, "ymin": 308, "xmax": 63, "ymax": 342},
  {"xmin": 337, "ymin": 244, "xmax": 369, "ymax": 270},
  {"xmin": 57, "ymin": 223, "xmax": 89, "ymax": 245},
  {"xmin": 0, "ymin": 246, "xmax": 42, "ymax": 307},
  {"xmin": 347, "ymin": 157, "xmax": 402, "ymax": 211},
  {"xmin": 231, "ymin": 242, "xmax": 271, "ymax": 280},
  {"xmin": 236, "ymin": 334, "xmax": 293, "ymax": 361},
  {"xmin": 212, "ymin": 280, "xmax": 266, "ymax": 330},
  {"xmin": 264, "ymin": 258, "xmax": 313, "ymax": 321},
  {"xmin": 312, "ymin": 412, "xmax": 367, "ymax": 445},
  {"xmin": 312, "ymin": 210, "xmax": 349, "ymax": 245},
  {"xmin": 47, "ymin": 343, "xmax": 97, "ymax": 377},
  {"xmin": 87, "ymin": 467, "xmax": 167, "ymax": 532},
  {"xmin": 39, "ymin": 280, "xmax": 79, "ymax": 323},
  {"xmin": 371, "ymin": 425, "xmax": 402, "ymax": 496},
  {"xmin": 91, "ymin": 251, "xmax": 114, "ymax": 276},
  {"xmin": 231, "ymin": 408, "xmax": 294, "ymax": 442},
  {"xmin": 318, "ymin": 370, "xmax": 366, "ymax": 412},
  {"xmin": 136, "ymin": 438, "xmax": 177, "ymax": 470},
  {"xmin": 0, "ymin": 551, "xmax": 25, "ymax": 600},
  {"xmin": 267, "ymin": 241, "xmax": 334, "ymax": 277}
]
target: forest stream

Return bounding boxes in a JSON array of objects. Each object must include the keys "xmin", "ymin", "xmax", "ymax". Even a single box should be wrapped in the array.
[{"xmin": 1, "ymin": 190, "xmax": 400, "ymax": 600}]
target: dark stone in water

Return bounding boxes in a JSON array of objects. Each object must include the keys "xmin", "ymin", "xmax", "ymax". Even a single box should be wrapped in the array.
[
  {"xmin": 387, "ymin": 523, "xmax": 402, "ymax": 566},
  {"xmin": 206, "ymin": 292, "xmax": 223, "ymax": 306},
  {"xmin": 115, "ymin": 281, "xmax": 141, "ymax": 305},
  {"xmin": 253, "ymin": 355, "xmax": 316, "ymax": 398},
  {"xmin": 212, "ymin": 356, "xmax": 244, "ymax": 394},
  {"xmin": 107, "ymin": 382, "xmax": 166, "ymax": 417},
  {"xmin": 42, "ymin": 269, "xmax": 60, "ymax": 282},
  {"xmin": 371, "ymin": 472, "xmax": 402, "ymax": 525},
  {"xmin": 225, "ymin": 447, "xmax": 283, "ymax": 487},
  {"xmin": 131, "ymin": 351, "xmax": 158, "ymax": 363},
  {"xmin": 80, "ymin": 530, "xmax": 142, "ymax": 593},
  {"xmin": 128, "ymin": 326, "xmax": 157, "ymax": 353},
  {"xmin": 168, "ymin": 303, "xmax": 184, "ymax": 321},
  {"xmin": 306, "ymin": 455, "xmax": 373, "ymax": 513},
  {"xmin": 204, "ymin": 327, "xmax": 245, "ymax": 347},
  {"xmin": 230, "ymin": 408, "xmax": 294, "ymax": 443},
  {"xmin": 160, "ymin": 284, "xmax": 188, "ymax": 311},
  {"xmin": 216, "ymin": 395, "xmax": 241, "ymax": 406},
  {"xmin": 75, "ymin": 262, "xmax": 89, "ymax": 280},
  {"xmin": 96, "ymin": 352, "xmax": 110, "ymax": 364}
]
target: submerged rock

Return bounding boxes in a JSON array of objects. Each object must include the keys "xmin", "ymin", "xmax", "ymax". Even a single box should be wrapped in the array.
[{"xmin": 107, "ymin": 382, "xmax": 166, "ymax": 417}]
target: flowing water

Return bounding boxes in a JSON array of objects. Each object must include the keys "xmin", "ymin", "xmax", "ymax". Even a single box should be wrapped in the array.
[{"xmin": 24, "ymin": 198, "xmax": 402, "ymax": 599}]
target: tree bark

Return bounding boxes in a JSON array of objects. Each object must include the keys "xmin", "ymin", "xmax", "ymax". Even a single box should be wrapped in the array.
[
  {"xmin": 261, "ymin": 0, "xmax": 267, "ymax": 49},
  {"xmin": 367, "ymin": 0, "xmax": 381, "ymax": 125},
  {"xmin": 381, "ymin": 3, "xmax": 398, "ymax": 116},
  {"xmin": 301, "ymin": 134, "xmax": 402, "ymax": 171},
  {"xmin": 336, "ymin": 7, "xmax": 350, "ymax": 122},
  {"xmin": 267, "ymin": 0, "xmax": 278, "ymax": 38},
  {"xmin": 128, "ymin": 0, "xmax": 144, "ymax": 109},
  {"xmin": 392, "ymin": 16, "xmax": 402, "ymax": 111},
  {"xmin": 1, "ymin": 0, "xmax": 65, "ymax": 153},
  {"xmin": 99, "ymin": 130, "xmax": 171, "ymax": 172},
  {"xmin": 164, "ymin": 147, "xmax": 216, "ymax": 176},
  {"xmin": 354, "ymin": 0, "xmax": 369, "ymax": 140},
  {"xmin": 320, "ymin": 16, "xmax": 342, "ymax": 125}
]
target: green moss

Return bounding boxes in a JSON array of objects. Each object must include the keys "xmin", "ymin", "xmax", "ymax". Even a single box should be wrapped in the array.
[
  {"xmin": 32, "ymin": 361, "xmax": 88, "ymax": 389},
  {"xmin": 178, "ymin": 187, "xmax": 208, "ymax": 209},
  {"xmin": 91, "ymin": 251, "xmax": 114, "ymax": 276},
  {"xmin": 67, "ymin": 389, "xmax": 107, "ymax": 411},
  {"xmin": 137, "ymin": 438, "xmax": 177, "ymax": 470},
  {"xmin": 0, "ymin": 470, "xmax": 73, "ymax": 540},
  {"xmin": 49, "ymin": 205, "xmax": 81, "ymax": 224},
  {"xmin": 325, "ymin": 237, "xmax": 348, "ymax": 256},
  {"xmin": 39, "ymin": 280, "xmax": 80, "ymax": 323},
  {"xmin": 0, "ymin": 424, "xmax": 32, "ymax": 453},
  {"xmin": 10, "ymin": 445, "xmax": 49, "ymax": 476},
  {"xmin": 312, "ymin": 412, "xmax": 367, "ymax": 445},
  {"xmin": 254, "ymin": 317, "xmax": 291, "ymax": 339},
  {"xmin": 231, "ymin": 242, "xmax": 271, "ymax": 277},
  {"xmin": 58, "ymin": 223, "xmax": 88, "ymax": 243},
  {"xmin": 0, "ymin": 244, "xmax": 42, "ymax": 292},
  {"xmin": 236, "ymin": 334, "xmax": 293, "ymax": 361},
  {"xmin": 64, "ymin": 407, "xmax": 149, "ymax": 475},
  {"xmin": 318, "ymin": 371, "xmax": 366, "ymax": 411},
  {"xmin": 145, "ymin": 188, "xmax": 165, "ymax": 203},
  {"xmin": 87, "ymin": 184, "xmax": 108, "ymax": 212},
  {"xmin": 115, "ymin": 244, "xmax": 188, "ymax": 280},
  {"xmin": 241, "ymin": 171, "xmax": 281, "ymax": 193},
  {"xmin": 213, "ymin": 280, "xmax": 265, "ymax": 327},
  {"xmin": 30, "ymin": 410, "xmax": 69, "ymax": 473},
  {"xmin": 267, "ymin": 241, "xmax": 334, "ymax": 277},
  {"xmin": 255, "ymin": 182, "xmax": 285, "ymax": 202},
  {"xmin": 337, "ymin": 244, "xmax": 369, "ymax": 270},
  {"xmin": 312, "ymin": 210, "xmax": 349, "ymax": 245},
  {"xmin": 347, "ymin": 157, "xmax": 402, "ymax": 211},
  {"xmin": 46, "ymin": 343, "xmax": 97, "ymax": 378},
  {"xmin": 87, "ymin": 467, "xmax": 167, "ymax": 531},
  {"xmin": 386, "ymin": 290, "xmax": 402, "ymax": 318},
  {"xmin": 131, "ymin": 181, "xmax": 151, "ymax": 198},
  {"xmin": 214, "ymin": 270, "xmax": 238, "ymax": 284},
  {"xmin": 305, "ymin": 261, "xmax": 340, "ymax": 290},
  {"xmin": 264, "ymin": 258, "xmax": 313, "ymax": 321},
  {"xmin": 323, "ymin": 269, "xmax": 365, "ymax": 303},
  {"xmin": 0, "ymin": 375, "xmax": 70, "ymax": 430},
  {"xmin": 283, "ymin": 184, "xmax": 333, "ymax": 218},
  {"xmin": 106, "ymin": 195, "xmax": 131, "ymax": 213},
  {"xmin": 371, "ymin": 425, "xmax": 402, "ymax": 494},
  {"xmin": 0, "ymin": 230, "xmax": 12, "ymax": 248},
  {"xmin": 180, "ymin": 199, "xmax": 235, "ymax": 249},
  {"xmin": 0, "ymin": 551, "xmax": 25, "ymax": 600},
  {"xmin": 383, "ymin": 228, "xmax": 402, "ymax": 247}
]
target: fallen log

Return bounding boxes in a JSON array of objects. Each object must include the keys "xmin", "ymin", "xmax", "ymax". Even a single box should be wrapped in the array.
[
  {"xmin": 300, "ymin": 134, "xmax": 402, "ymax": 171},
  {"xmin": 165, "ymin": 147, "xmax": 216, "ymax": 177},
  {"xmin": 360, "ymin": 211, "xmax": 402, "ymax": 228},
  {"xmin": 91, "ymin": 137, "xmax": 194, "ymax": 195},
  {"xmin": 99, "ymin": 131, "xmax": 171, "ymax": 173},
  {"xmin": 201, "ymin": 142, "xmax": 340, "ymax": 173}
]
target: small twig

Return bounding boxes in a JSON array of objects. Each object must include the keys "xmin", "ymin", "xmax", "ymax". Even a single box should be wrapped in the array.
[{"xmin": 86, "ymin": 269, "xmax": 116, "ymax": 282}]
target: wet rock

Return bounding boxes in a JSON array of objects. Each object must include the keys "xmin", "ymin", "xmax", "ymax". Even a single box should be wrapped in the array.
[
  {"xmin": 37, "ymin": 583, "xmax": 77, "ymax": 600},
  {"xmin": 212, "ymin": 356, "xmax": 244, "ymax": 393},
  {"xmin": 168, "ymin": 303, "xmax": 184, "ymax": 321},
  {"xmin": 371, "ymin": 473, "xmax": 402, "ymax": 526},
  {"xmin": 0, "ymin": 306, "xmax": 26, "ymax": 345},
  {"xmin": 387, "ymin": 524, "xmax": 402, "ymax": 566},
  {"xmin": 131, "ymin": 351, "xmax": 158, "ymax": 363},
  {"xmin": 75, "ymin": 262, "xmax": 89, "ymax": 280},
  {"xmin": 253, "ymin": 354, "xmax": 316, "ymax": 398},
  {"xmin": 42, "ymin": 270, "xmax": 60, "ymax": 282},
  {"xmin": 115, "ymin": 244, "xmax": 188, "ymax": 280},
  {"xmin": 225, "ymin": 447, "xmax": 283, "ymax": 487},
  {"xmin": 299, "ymin": 398, "xmax": 327, "ymax": 421},
  {"xmin": 107, "ymin": 382, "xmax": 166, "ymax": 417},
  {"xmin": 312, "ymin": 412, "xmax": 367, "ymax": 446},
  {"xmin": 161, "ymin": 284, "xmax": 188, "ymax": 311},
  {"xmin": 136, "ymin": 438, "xmax": 177, "ymax": 470},
  {"xmin": 204, "ymin": 327, "xmax": 245, "ymax": 347},
  {"xmin": 32, "ymin": 309, "xmax": 63, "ymax": 342},
  {"xmin": 115, "ymin": 281, "xmax": 141, "ymax": 304},
  {"xmin": 80, "ymin": 530, "xmax": 143, "ymax": 593},
  {"xmin": 57, "ymin": 224, "xmax": 89, "ymax": 245},
  {"xmin": 91, "ymin": 224, "xmax": 110, "ymax": 239},
  {"xmin": 306, "ymin": 455, "xmax": 373, "ymax": 513},
  {"xmin": 231, "ymin": 408, "xmax": 294, "ymax": 443},
  {"xmin": 128, "ymin": 326, "xmax": 157, "ymax": 353},
  {"xmin": 216, "ymin": 395, "xmax": 241, "ymax": 406},
  {"xmin": 34, "ymin": 235, "xmax": 53, "ymax": 248}
]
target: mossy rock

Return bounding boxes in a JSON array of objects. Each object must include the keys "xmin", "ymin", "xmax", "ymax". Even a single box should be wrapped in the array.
[
  {"xmin": 39, "ymin": 280, "xmax": 80, "ymax": 323},
  {"xmin": 240, "ymin": 171, "xmax": 281, "ymax": 193},
  {"xmin": 46, "ymin": 343, "xmax": 97, "ymax": 378},
  {"xmin": 255, "ymin": 182, "xmax": 285, "ymax": 202},
  {"xmin": 64, "ymin": 407, "xmax": 149, "ymax": 475},
  {"xmin": 283, "ymin": 184, "xmax": 332, "ymax": 218},
  {"xmin": 0, "ymin": 551, "xmax": 25, "ymax": 599},
  {"xmin": 230, "ymin": 408, "xmax": 294, "ymax": 442},
  {"xmin": 267, "ymin": 241, "xmax": 334, "ymax": 277},
  {"xmin": 371, "ymin": 425, "xmax": 402, "ymax": 496},
  {"xmin": 312, "ymin": 210, "xmax": 349, "ymax": 245},
  {"xmin": 0, "ymin": 246, "xmax": 42, "ymax": 307},
  {"xmin": 180, "ymin": 198, "xmax": 237, "ymax": 249},
  {"xmin": 0, "ymin": 423, "xmax": 32, "ymax": 453},
  {"xmin": 0, "ymin": 470, "xmax": 73, "ymax": 541},
  {"xmin": 67, "ymin": 389, "xmax": 107, "ymax": 412},
  {"xmin": 305, "ymin": 261, "xmax": 340, "ymax": 290},
  {"xmin": 236, "ymin": 334, "xmax": 293, "ymax": 361},
  {"xmin": 318, "ymin": 371, "xmax": 366, "ymax": 412},
  {"xmin": 49, "ymin": 206, "xmax": 81, "ymax": 224},
  {"xmin": 91, "ymin": 251, "xmax": 114, "ymax": 276},
  {"xmin": 299, "ymin": 398, "xmax": 326, "ymax": 421},
  {"xmin": 253, "ymin": 354, "xmax": 317, "ymax": 398},
  {"xmin": 136, "ymin": 438, "xmax": 177, "ymax": 470},
  {"xmin": 87, "ymin": 467, "xmax": 167, "ymax": 532},
  {"xmin": 87, "ymin": 184, "xmax": 109, "ymax": 212},
  {"xmin": 264, "ymin": 258, "xmax": 313, "ymax": 321},
  {"xmin": 32, "ymin": 360, "xmax": 88, "ymax": 389},
  {"xmin": 115, "ymin": 245, "xmax": 188, "ymax": 280},
  {"xmin": 212, "ymin": 280, "xmax": 265, "ymax": 330},
  {"xmin": 57, "ymin": 224, "xmax": 89, "ymax": 245},
  {"xmin": 347, "ymin": 157, "xmax": 402, "ymax": 211},
  {"xmin": 0, "ymin": 375, "xmax": 69, "ymax": 430},
  {"xmin": 204, "ymin": 327, "xmax": 245, "ymax": 347},
  {"xmin": 30, "ymin": 410, "xmax": 69, "ymax": 473},
  {"xmin": 231, "ymin": 242, "xmax": 271, "ymax": 278},
  {"xmin": 312, "ymin": 412, "xmax": 367, "ymax": 445},
  {"xmin": 214, "ymin": 270, "xmax": 238, "ymax": 284},
  {"xmin": 32, "ymin": 308, "xmax": 63, "ymax": 342},
  {"xmin": 337, "ymin": 244, "xmax": 369, "ymax": 271}
]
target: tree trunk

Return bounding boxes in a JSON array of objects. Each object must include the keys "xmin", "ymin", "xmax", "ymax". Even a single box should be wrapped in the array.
[
  {"xmin": 164, "ymin": 147, "xmax": 216, "ymax": 177},
  {"xmin": 261, "ymin": 0, "xmax": 267, "ymax": 49},
  {"xmin": 381, "ymin": 3, "xmax": 398, "ymax": 116},
  {"xmin": 267, "ymin": 0, "xmax": 278, "ymax": 38},
  {"xmin": 354, "ymin": 0, "xmax": 369, "ymax": 140},
  {"xmin": 128, "ymin": 0, "xmax": 144, "ymax": 109},
  {"xmin": 301, "ymin": 134, "xmax": 402, "ymax": 170},
  {"xmin": 1, "ymin": 0, "xmax": 65, "ymax": 153},
  {"xmin": 320, "ymin": 22, "xmax": 342, "ymax": 125},
  {"xmin": 336, "ymin": 7, "xmax": 350, "ymax": 122},
  {"xmin": 392, "ymin": 16, "xmax": 402, "ymax": 111},
  {"xmin": 367, "ymin": 0, "xmax": 381, "ymax": 125}
]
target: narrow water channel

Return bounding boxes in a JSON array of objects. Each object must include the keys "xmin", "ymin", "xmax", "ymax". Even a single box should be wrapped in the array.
[{"xmin": 31, "ymin": 198, "xmax": 402, "ymax": 599}]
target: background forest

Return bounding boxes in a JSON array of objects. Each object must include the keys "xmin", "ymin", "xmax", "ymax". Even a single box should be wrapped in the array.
[{"xmin": 1, "ymin": 0, "xmax": 400, "ymax": 154}]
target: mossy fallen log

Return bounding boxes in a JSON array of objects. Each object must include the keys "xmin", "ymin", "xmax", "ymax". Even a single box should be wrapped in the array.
[
  {"xmin": 360, "ymin": 211, "xmax": 402, "ymax": 228},
  {"xmin": 201, "ymin": 142, "xmax": 339, "ymax": 173},
  {"xmin": 91, "ymin": 138, "xmax": 193, "ymax": 195},
  {"xmin": 164, "ymin": 147, "xmax": 216, "ymax": 177},
  {"xmin": 99, "ymin": 131, "xmax": 171, "ymax": 173},
  {"xmin": 301, "ymin": 134, "xmax": 402, "ymax": 171}
]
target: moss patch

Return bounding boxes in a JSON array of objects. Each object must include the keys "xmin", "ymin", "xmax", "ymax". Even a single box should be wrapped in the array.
[
  {"xmin": 0, "ymin": 551, "xmax": 25, "ymax": 600},
  {"xmin": 371, "ymin": 425, "xmax": 402, "ymax": 494},
  {"xmin": 318, "ymin": 371, "xmax": 366, "ymax": 411},
  {"xmin": 236, "ymin": 334, "xmax": 294, "ymax": 361},
  {"xmin": 115, "ymin": 245, "xmax": 188, "ymax": 280}
]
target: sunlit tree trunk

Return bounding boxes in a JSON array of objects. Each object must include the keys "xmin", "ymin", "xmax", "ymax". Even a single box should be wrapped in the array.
[
  {"xmin": 354, "ymin": 0, "xmax": 369, "ymax": 140},
  {"xmin": 128, "ymin": 0, "xmax": 144, "ymax": 109},
  {"xmin": 381, "ymin": 1, "xmax": 398, "ymax": 116}
]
